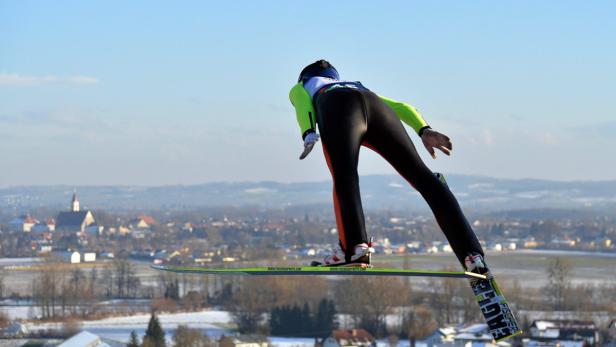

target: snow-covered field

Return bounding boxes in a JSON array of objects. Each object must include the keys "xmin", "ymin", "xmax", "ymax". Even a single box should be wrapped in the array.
[
  {"xmin": 25, "ymin": 310, "xmax": 233, "ymax": 343},
  {"xmin": 0, "ymin": 305, "xmax": 35, "ymax": 320},
  {"xmin": 22, "ymin": 310, "xmax": 421, "ymax": 346}
]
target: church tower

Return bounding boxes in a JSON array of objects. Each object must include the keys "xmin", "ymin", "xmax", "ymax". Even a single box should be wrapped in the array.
[{"xmin": 71, "ymin": 190, "xmax": 80, "ymax": 212}]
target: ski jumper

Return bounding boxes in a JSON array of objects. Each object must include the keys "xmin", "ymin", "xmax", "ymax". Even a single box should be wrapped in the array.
[{"xmin": 289, "ymin": 78, "xmax": 484, "ymax": 265}]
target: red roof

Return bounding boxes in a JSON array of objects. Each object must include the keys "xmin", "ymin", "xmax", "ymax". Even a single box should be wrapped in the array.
[
  {"xmin": 332, "ymin": 329, "xmax": 375, "ymax": 345},
  {"xmin": 138, "ymin": 215, "xmax": 158, "ymax": 226},
  {"xmin": 23, "ymin": 215, "xmax": 38, "ymax": 224}
]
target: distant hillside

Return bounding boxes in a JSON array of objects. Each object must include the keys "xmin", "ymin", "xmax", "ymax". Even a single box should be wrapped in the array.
[{"xmin": 1, "ymin": 174, "xmax": 616, "ymax": 214}]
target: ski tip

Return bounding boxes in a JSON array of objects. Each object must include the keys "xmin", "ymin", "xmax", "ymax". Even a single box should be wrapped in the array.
[{"xmin": 494, "ymin": 329, "xmax": 524, "ymax": 343}]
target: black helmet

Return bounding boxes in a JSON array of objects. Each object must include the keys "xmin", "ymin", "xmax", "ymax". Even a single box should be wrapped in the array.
[{"xmin": 298, "ymin": 59, "xmax": 339, "ymax": 83}]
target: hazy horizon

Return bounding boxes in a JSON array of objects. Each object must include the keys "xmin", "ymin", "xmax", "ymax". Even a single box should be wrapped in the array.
[
  {"xmin": 2, "ymin": 172, "xmax": 616, "ymax": 189},
  {"xmin": 2, "ymin": 1, "xmax": 615, "ymax": 185}
]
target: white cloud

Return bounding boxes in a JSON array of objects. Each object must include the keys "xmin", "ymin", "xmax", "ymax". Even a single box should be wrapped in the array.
[{"xmin": 0, "ymin": 72, "xmax": 99, "ymax": 86}]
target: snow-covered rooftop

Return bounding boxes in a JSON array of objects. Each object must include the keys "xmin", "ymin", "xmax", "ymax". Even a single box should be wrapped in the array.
[{"xmin": 57, "ymin": 331, "xmax": 110, "ymax": 347}]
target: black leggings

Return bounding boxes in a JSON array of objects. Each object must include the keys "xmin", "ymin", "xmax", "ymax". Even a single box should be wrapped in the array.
[{"xmin": 316, "ymin": 88, "xmax": 483, "ymax": 265}]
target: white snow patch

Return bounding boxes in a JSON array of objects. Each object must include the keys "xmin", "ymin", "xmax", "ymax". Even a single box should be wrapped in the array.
[
  {"xmin": 26, "ymin": 310, "xmax": 232, "ymax": 343},
  {"xmin": 269, "ymin": 337, "xmax": 315, "ymax": 347}
]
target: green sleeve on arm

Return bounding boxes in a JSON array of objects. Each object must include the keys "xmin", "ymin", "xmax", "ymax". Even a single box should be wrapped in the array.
[
  {"xmin": 379, "ymin": 95, "xmax": 428, "ymax": 134},
  {"xmin": 289, "ymin": 83, "xmax": 317, "ymax": 138}
]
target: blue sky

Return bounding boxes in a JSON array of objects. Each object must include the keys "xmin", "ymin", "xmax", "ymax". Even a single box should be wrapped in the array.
[{"xmin": 1, "ymin": 1, "xmax": 615, "ymax": 185}]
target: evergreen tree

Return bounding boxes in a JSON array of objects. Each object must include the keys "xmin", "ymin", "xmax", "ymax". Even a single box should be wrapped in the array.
[
  {"xmin": 144, "ymin": 311, "xmax": 166, "ymax": 347},
  {"xmin": 314, "ymin": 299, "xmax": 337, "ymax": 337},
  {"xmin": 127, "ymin": 330, "xmax": 140, "ymax": 347},
  {"xmin": 269, "ymin": 301, "xmax": 336, "ymax": 337},
  {"xmin": 270, "ymin": 307, "xmax": 280, "ymax": 335},
  {"xmin": 302, "ymin": 302, "xmax": 312, "ymax": 335}
]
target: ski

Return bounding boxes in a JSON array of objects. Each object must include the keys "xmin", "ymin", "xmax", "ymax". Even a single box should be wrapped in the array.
[
  {"xmin": 470, "ymin": 275, "xmax": 523, "ymax": 342},
  {"xmin": 151, "ymin": 264, "xmax": 486, "ymax": 279}
]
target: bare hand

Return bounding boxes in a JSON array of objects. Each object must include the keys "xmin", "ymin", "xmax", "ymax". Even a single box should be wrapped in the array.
[{"xmin": 421, "ymin": 129, "xmax": 452, "ymax": 159}]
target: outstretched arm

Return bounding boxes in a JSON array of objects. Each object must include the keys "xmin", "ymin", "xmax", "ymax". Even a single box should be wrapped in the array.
[
  {"xmin": 289, "ymin": 83, "xmax": 320, "ymax": 159},
  {"xmin": 289, "ymin": 83, "xmax": 317, "ymax": 139},
  {"xmin": 379, "ymin": 95, "xmax": 452, "ymax": 158},
  {"xmin": 379, "ymin": 95, "xmax": 429, "ymax": 135}
]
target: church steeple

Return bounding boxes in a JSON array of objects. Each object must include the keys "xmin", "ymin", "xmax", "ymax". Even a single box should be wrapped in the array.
[{"xmin": 71, "ymin": 189, "xmax": 80, "ymax": 212}]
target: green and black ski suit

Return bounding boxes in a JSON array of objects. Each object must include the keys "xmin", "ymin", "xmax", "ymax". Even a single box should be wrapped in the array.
[{"xmin": 289, "ymin": 79, "xmax": 483, "ymax": 265}]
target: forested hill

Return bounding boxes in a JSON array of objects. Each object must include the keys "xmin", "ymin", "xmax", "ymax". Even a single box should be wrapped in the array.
[{"xmin": 2, "ymin": 174, "xmax": 616, "ymax": 213}]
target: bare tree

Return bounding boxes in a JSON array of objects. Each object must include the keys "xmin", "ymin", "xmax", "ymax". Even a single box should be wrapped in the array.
[
  {"xmin": 427, "ymin": 269, "xmax": 467, "ymax": 325},
  {"xmin": 335, "ymin": 276, "xmax": 408, "ymax": 337},
  {"xmin": 112, "ymin": 259, "xmax": 140, "ymax": 298},
  {"xmin": 172, "ymin": 325, "xmax": 214, "ymax": 347},
  {"xmin": 544, "ymin": 257, "xmax": 571, "ymax": 310},
  {"xmin": 227, "ymin": 277, "xmax": 278, "ymax": 334},
  {"xmin": 100, "ymin": 267, "xmax": 113, "ymax": 298},
  {"xmin": 61, "ymin": 319, "xmax": 82, "ymax": 338},
  {"xmin": 0, "ymin": 311, "xmax": 10, "ymax": 328},
  {"xmin": 406, "ymin": 305, "xmax": 437, "ymax": 347},
  {"xmin": 88, "ymin": 267, "xmax": 98, "ymax": 297},
  {"xmin": 32, "ymin": 255, "xmax": 64, "ymax": 319},
  {"xmin": 0, "ymin": 269, "xmax": 5, "ymax": 298},
  {"xmin": 598, "ymin": 282, "xmax": 616, "ymax": 313}
]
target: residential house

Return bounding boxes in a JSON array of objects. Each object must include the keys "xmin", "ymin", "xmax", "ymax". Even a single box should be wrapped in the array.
[
  {"xmin": 83, "ymin": 251, "xmax": 97, "ymax": 262},
  {"xmin": 0, "ymin": 322, "xmax": 29, "ymax": 337},
  {"xmin": 529, "ymin": 319, "xmax": 598, "ymax": 346},
  {"xmin": 57, "ymin": 330, "xmax": 125, "ymax": 347},
  {"xmin": 418, "ymin": 324, "xmax": 512, "ymax": 347},
  {"xmin": 322, "ymin": 329, "xmax": 375, "ymax": 347},
  {"xmin": 56, "ymin": 250, "xmax": 81, "ymax": 264},
  {"xmin": 452, "ymin": 323, "xmax": 495, "ymax": 345},
  {"xmin": 421, "ymin": 327, "xmax": 457, "ymax": 347},
  {"xmin": 129, "ymin": 215, "xmax": 158, "ymax": 230},
  {"xmin": 9, "ymin": 214, "xmax": 38, "ymax": 232}
]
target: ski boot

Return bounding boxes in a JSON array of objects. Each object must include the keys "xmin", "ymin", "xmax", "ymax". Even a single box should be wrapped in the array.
[
  {"xmin": 464, "ymin": 253, "xmax": 490, "ymax": 276},
  {"xmin": 311, "ymin": 241, "xmax": 375, "ymax": 268}
]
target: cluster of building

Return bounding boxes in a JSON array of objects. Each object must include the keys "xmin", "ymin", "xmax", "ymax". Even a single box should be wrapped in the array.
[
  {"xmin": 7, "ymin": 192, "xmax": 160, "ymax": 236},
  {"xmin": 420, "ymin": 319, "xmax": 607, "ymax": 346},
  {"xmin": 1, "ymin": 191, "xmax": 614, "ymax": 267},
  {"xmin": 2, "ymin": 320, "xmax": 613, "ymax": 347},
  {"xmin": 4, "ymin": 192, "xmax": 161, "ymax": 259},
  {"xmin": 9, "ymin": 192, "xmax": 96, "ymax": 234}
]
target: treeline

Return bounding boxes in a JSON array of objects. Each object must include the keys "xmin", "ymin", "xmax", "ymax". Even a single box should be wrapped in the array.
[
  {"xmin": 270, "ymin": 299, "xmax": 337, "ymax": 337},
  {"xmin": 222, "ymin": 257, "xmax": 616, "ymax": 339},
  {"xmin": 27, "ymin": 255, "xmax": 238, "ymax": 320},
  {"xmin": 19, "ymin": 255, "xmax": 616, "ymax": 340},
  {"xmin": 126, "ymin": 311, "xmax": 215, "ymax": 347},
  {"xmin": 31, "ymin": 256, "xmax": 142, "ymax": 319}
]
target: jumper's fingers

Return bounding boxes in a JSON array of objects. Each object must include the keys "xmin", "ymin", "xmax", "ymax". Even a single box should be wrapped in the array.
[
  {"xmin": 438, "ymin": 146, "xmax": 451, "ymax": 156},
  {"xmin": 424, "ymin": 143, "xmax": 436, "ymax": 158},
  {"xmin": 445, "ymin": 139, "xmax": 453, "ymax": 151}
]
